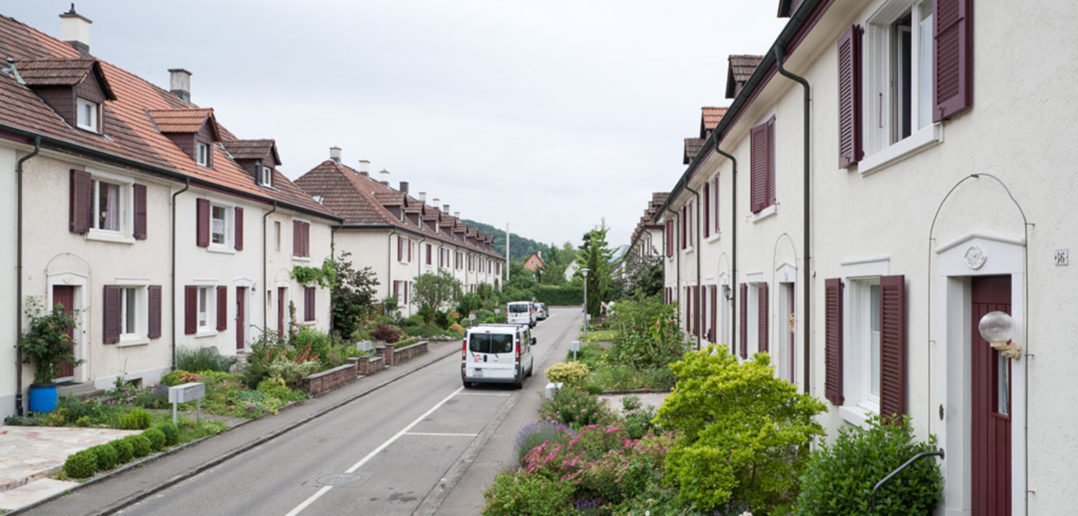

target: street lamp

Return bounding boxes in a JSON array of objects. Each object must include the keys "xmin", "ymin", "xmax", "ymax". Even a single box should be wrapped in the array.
[{"xmin": 581, "ymin": 268, "xmax": 590, "ymax": 336}]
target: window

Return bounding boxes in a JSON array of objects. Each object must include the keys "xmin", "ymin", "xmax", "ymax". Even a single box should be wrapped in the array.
[
  {"xmin": 703, "ymin": 182, "xmax": 710, "ymax": 238},
  {"xmin": 121, "ymin": 287, "xmax": 140, "ymax": 337},
  {"xmin": 93, "ymin": 179, "xmax": 124, "ymax": 232},
  {"xmin": 293, "ymin": 220, "xmax": 310, "ymax": 258},
  {"xmin": 197, "ymin": 286, "xmax": 213, "ymax": 331},
  {"xmin": 70, "ymin": 170, "xmax": 144, "ymax": 242},
  {"xmin": 274, "ymin": 221, "xmax": 281, "ymax": 251},
  {"xmin": 103, "ymin": 284, "xmax": 159, "ymax": 344},
  {"xmin": 426, "ymin": 243, "xmax": 432, "ymax": 265},
  {"xmin": 195, "ymin": 142, "xmax": 209, "ymax": 167},
  {"xmin": 750, "ymin": 117, "xmax": 776, "ymax": 214},
  {"xmin": 76, "ymin": 98, "xmax": 99, "ymax": 132},
  {"xmin": 261, "ymin": 166, "xmax": 273, "ymax": 187},
  {"xmin": 211, "ymin": 205, "xmax": 228, "ymax": 245},
  {"xmin": 713, "ymin": 174, "xmax": 720, "ymax": 236},
  {"xmin": 851, "ymin": 279, "xmax": 882, "ymax": 406}
]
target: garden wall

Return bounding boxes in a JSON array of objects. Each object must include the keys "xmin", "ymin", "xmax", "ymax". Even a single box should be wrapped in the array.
[{"xmin": 303, "ymin": 363, "xmax": 357, "ymax": 396}]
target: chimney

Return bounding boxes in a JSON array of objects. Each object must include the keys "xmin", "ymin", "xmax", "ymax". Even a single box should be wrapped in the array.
[
  {"xmin": 418, "ymin": 192, "xmax": 427, "ymax": 202},
  {"xmin": 378, "ymin": 169, "xmax": 390, "ymax": 186},
  {"xmin": 168, "ymin": 68, "xmax": 192, "ymax": 103},
  {"xmin": 443, "ymin": 204, "xmax": 450, "ymax": 213},
  {"xmin": 399, "ymin": 181, "xmax": 409, "ymax": 194},
  {"xmin": 59, "ymin": 4, "xmax": 91, "ymax": 56},
  {"xmin": 454, "ymin": 211, "xmax": 460, "ymax": 218},
  {"xmin": 329, "ymin": 146, "xmax": 342, "ymax": 163},
  {"xmin": 432, "ymin": 198, "xmax": 440, "ymax": 210},
  {"xmin": 358, "ymin": 160, "xmax": 371, "ymax": 175}
]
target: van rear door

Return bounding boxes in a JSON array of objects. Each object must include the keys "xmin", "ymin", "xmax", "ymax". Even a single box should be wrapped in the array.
[{"xmin": 467, "ymin": 330, "xmax": 517, "ymax": 379}]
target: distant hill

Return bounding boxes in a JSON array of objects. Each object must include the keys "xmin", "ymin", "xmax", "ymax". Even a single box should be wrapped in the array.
[{"xmin": 463, "ymin": 219, "xmax": 547, "ymax": 261}]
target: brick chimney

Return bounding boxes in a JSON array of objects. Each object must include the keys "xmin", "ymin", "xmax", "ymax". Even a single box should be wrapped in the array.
[
  {"xmin": 59, "ymin": 4, "xmax": 91, "ymax": 56},
  {"xmin": 169, "ymin": 68, "xmax": 192, "ymax": 103},
  {"xmin": 329, "ymin": 146, "xmax": 342, "ymax": 163}
]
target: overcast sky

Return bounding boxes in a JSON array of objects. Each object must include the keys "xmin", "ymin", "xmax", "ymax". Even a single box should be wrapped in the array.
[{"xmin": 5, "ymin": 1, "xmax": 786, "ymax": 248}]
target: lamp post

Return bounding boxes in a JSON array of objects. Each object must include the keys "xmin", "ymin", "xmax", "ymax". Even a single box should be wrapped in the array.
[{"xmin": 581, "ymin": 268, "xmax": 590, "ymax": 336}]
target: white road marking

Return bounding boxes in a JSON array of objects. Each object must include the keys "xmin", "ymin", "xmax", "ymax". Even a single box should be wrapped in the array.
[
  {"xmin": 284, "ymin": 387, "xmax": 464, "ymax": 516},
  {"xmin": 404, "ymin": 432, "xmax": 478, "ymax": 437}
]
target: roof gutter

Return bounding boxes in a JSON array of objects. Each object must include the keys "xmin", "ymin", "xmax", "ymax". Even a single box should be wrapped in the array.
[
  {"xmin": 14, "ymin": 135, "xmax": 41, "ymax": 416},
  {"xmin": 170, "ymin": 178, "xmax": 190, "ymax": 371}
]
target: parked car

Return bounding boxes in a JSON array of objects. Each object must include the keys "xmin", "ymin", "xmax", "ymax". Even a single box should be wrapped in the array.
[
  {"xmin": 461, "ymin": 324, "xmax": 535, "ymax": 389},
  {"xmin": 506, "ymin": 301, "xmax": 536, "ymax": 328},
  {"xmin": 535, "ymin": 302, "xmax": 549, "ymax": 320}
]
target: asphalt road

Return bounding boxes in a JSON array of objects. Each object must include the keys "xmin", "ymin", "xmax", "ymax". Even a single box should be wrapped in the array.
[{"xmin": 79, "ymin": 307, "xmax": 579, "ymax": 516}]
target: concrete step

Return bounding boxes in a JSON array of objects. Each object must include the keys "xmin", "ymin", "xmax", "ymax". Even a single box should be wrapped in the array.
[
  {"xmin": 56, "ymin": 382, "xmax": 104, "ymax": 400},
  {"xmin": 0, "ymin": 478, "xmax": 80, "ymax": 511}
]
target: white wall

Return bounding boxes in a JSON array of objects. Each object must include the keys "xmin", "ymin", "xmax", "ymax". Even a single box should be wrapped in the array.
[{"xmin": 1, "ymin": 145, "xmax": 18, "ymax": 419}]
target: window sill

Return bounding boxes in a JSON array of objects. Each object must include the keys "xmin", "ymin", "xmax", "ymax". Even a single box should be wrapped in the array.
[
  {"xmin": 859, "ymin": 123, "xmax": 943, "ymax": 176},
  {"xmin": 293, "ymin": 256, "xmax": 311, "ymax": 263},
  {"xmin": 86, "ymin": 229, "xmax": 135, "ymax": 245},
  {"xmin": 207, "ymin": 244, "xmax": 236, "ymax": 255},
  {"xmin": 117, "ymin": 336, "xmax": 149, "ymax": 348},
  {"xmin": 195, "ymin": 329, "xmax": 218, "ymax": 339},
  {"xmin": 750, "ymin": 205, "xmax": 777, "ymax": 223},
  {"xmin": 706, "ymin": 232, "xmax": 722, "ymax": 243},
  {"xmin": 839, "ymin": 402, "xmax": 878, "ymax": 429}
]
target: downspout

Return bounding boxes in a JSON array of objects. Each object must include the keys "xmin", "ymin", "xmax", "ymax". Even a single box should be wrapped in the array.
[
  {"xmin": 685, "ymin": 184, "xmax": 703, "ymax": 351},
  {"xmin": 261, "ymin": 201, "xmax": 277, "ymax": 332},
  {"xmin": 14, "ymin": 135, "xmax": 41, "ymax": 416},
  {"xmin": 664, "ymin": 207, "xmax": 680, "ymax": 327},
  {"xmin": 170, "ymin": 178, "xmax": 190, "ymax": 371},
  {"xmin": 329, "ymin": 226, "xmax": 337, "ymax": 334},
  {"xmin": 714, "ymin": 146, "xmax": 738, "ymax": 356},
  {"xmin": 774, "ymin": 45, "xmax": 812, "ymax": 394}
]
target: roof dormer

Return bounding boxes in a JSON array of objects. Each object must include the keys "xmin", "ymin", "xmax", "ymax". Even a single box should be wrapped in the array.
[
  {"xmin": 223, "ymin": 139, "xmax": 281, "ymax": 187},
  {"xmin": 147, "ymin": 108, "xmax": 220, "ymax": 168},
  {"xmin": 19, "ymin": 58, "xmax": 115, "ymax": 134},
  {"xmin": 726, "ymin": 55, "xmax": 763, "ymax": 99}
]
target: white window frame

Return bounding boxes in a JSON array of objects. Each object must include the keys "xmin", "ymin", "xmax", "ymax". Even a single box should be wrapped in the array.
[
  {"xmin": 76, "ymin": 97, "xmax": 100, "ymax": 132},
  {"xmin": 114, "ymin": 278, "xmax": 149, "ymax": 347},
  {"xmin": 196, "ymin": 284, "xmax": 217, "ymax": 337},
  {"xmin": 208, "ymin": 201, "xmax": 234, "ymax": 253},
  {"xmin": 261, "ymin": 166, "xmax": 273, "ymax": 187},
  {"xmin": 860, "ymin": 0, "xmax": 941, "ymax": 175},
  {"xmin": 707, "ymin": 174, "xmax": 721, "ymax": 242},
  {"xmin": 274, "ymin": 221, "xmax": 281, "ymax": 252},
  {"xmin": 839, "ymin": 256, "xmax": 890, "ymax": 426},
  {"xmin": 195, "ymin": 142, "xmax": 210, "ymax": 167},
  {"xmin": 87, "ymin": 169, "xmax": 135, "ymax": 244}
]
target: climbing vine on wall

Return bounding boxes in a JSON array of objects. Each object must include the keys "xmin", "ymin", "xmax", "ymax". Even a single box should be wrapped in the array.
[{"xmin": 291, "ymin": 258, "xmax": 337, "ymax": 288}]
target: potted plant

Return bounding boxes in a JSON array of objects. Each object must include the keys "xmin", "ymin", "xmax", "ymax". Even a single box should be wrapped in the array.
[{"xmin": 17, "ymin": 301, "xmax": 81, "ymax": 413}]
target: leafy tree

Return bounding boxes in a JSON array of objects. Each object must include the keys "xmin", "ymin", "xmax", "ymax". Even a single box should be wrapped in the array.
[
  {"xmin": 577, "ymin": 221, "xmax": 614, "ymax": 318},
  {"xmin": 412, "ymin": 270, "xmax": 462, "ymax": 324},
  {"xmin": 623, "ymin": 253, "xmax": 663, "ymax": 300},
  {"xmin": 330, "ymin": 251, "xmax": 379, "ymax": 340},
  {"xmin": 656, "ymin": 349, "xmax": 826, "ymax": 514}
]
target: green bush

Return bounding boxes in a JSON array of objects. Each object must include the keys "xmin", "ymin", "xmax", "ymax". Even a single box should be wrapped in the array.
[
  {"xmin": 533, "ymin": 285, "xmax": 583, "ymax": 306},
  {"xmin": 538, "ymin": 387, "xmax": 613, "ymax": 430},
  {"xmin": 158, "ymin": 423, "xmax": 180, "ymax": 446},
  {"xmin": 63, "ymin": 450, "xmax": 98, "ymax": 479},
  {"xmin": 176, "ymin": 346, "xmax": 235, "ymax": 373},
  {"xmin": 514, "ymin": 421, "xmax": 574, "ymax": 462},
  {"xmin": 142, "ymin": 427, "xmax": 167, "ymax": 451},
  {"xmin": 89, "ymin": 443, "xmax": 117, "ymax": 471},
  {"xmin": 125, "ymin": 434, "xmax": 152, "ymax": 458},
  {"xmin": 797, "ymin": 415, "xmax": 942, "ymax": 515},
  {"xmin": 608, "ymin": 299, "xmax": 686, "ymax": 370},
  {"xmin": 160, "ymin": 369, "xmax": 205, "ymax": 386},
  {"xmin": 116, "ymin": 408, "xmax": 152, "ymax": 430},
  {"xmin": 656, "ymin": 348, "xmax": 826, "ymax": 514},
  {"xmin": 621, "ymin": 396, "xmax": 658, "ymax": 440},
  {"xmin": 544, "ymin": 362, "xmax": 589, "ymax": 385},
  {"xmin": 111, "ymin": 438, "xmax": 133, "ymax": 463},
  {"xmin": 482, "ymin": 470, "xmax": 573, "ymax": 516}
]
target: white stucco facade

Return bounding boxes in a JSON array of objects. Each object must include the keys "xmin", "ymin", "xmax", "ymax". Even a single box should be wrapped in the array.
[{"xmin": 1, "ymin": 145, "xmax": 20, "ymax": 419}]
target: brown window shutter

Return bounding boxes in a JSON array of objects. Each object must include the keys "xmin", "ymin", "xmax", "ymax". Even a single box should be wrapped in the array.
[
  {"xmin": 680, "ymin": 207, "xmax": 686, "ymax": 249},
  {"xmin": 147, "ymin": 285, "xmax": 161, "ymax": 339},
  {"xmin": 234, "ymin": 207, "xmax": 243, "ymax": 250},
  {"xmin": 216, "ymin": 285, "xmax": 227, "ymax": 331},
  {"xmin": 758, "ymin": 282, "xmax": 769, "ymax": 354},
  {"xmin": 397, "ymin": 236, "xmax": 403, "ymax": 261},
  {"xmin": 304, "ymin": 223, "xmax": 310, "ymax": 257},
  {"xmin": 133, "ymin": 183, "xmax": 147, "ymax": 240},
  {"xmin": 934, "ymin": 0, "xmax": 973, "ymax": 121},
  {"xmin": 305, "ymin": 287, "xmax": 315, "ymax": 321},
  {"xmin": 665, "ymin": 220, "xmax": 674, "ymax": 257},
  {"xmin": 824, "ymin": 278, "xmax": 844, "ymax": 405},
  {"xmin": 184, "ymin": 285, "xmax": 197, "ymax": 334},
  {"xmin": 294, "ymin": 220, "xmax": 302, "ymax": 256},
  {"xmin": 767, "ymin": 117, "xmax": 776, "ymax": 207},
  {"xmin": 713, "ymin": 175, "xmax": 720, "ymax": 232},
  {"xmin": 69, "ymin": 169, "xmax": 92, "ymax": 234},
  {"xmin": 426, "ymin": 244, "xmax": 432, "ymax": 265},
  {"xmin": 393, "ymin": 281, "xmax": 399, "ymax": 299},
  {"xmin": 102, "ymin": 285, "xmax": 121, "ymax": 344},
  {"xmin": 408, "ymin": 239, "xmax": 412, "ymax": 262},
  {"xmin": 879, "ymin": 274, "xmax": 907, "ymax": 423},
  {"xmin": 750, "ymin": 122, "xmax": 768, "ymax": 212},
  {"xmin": 837, "ymin": 25, "xmax": 864, "ymax": 168},
  {"xmin": 196, "ymin": 198, "xmax": 210, "ymax": 247},
  {"xmin": 739, "ymin": 283, "xmax": 748, "ymax": 358},
  {"xmin": 703, "ymin": 183, "xmax": 710, "ymax": 238},
  {"xmin": 710, "ymin": 285, "xmax": 718, "ymax": 343}
]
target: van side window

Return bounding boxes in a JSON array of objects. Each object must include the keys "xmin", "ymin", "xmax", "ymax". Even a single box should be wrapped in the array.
[{"xmin": 469, "ymin": 333, "xmax": 513, "ymax": 354}]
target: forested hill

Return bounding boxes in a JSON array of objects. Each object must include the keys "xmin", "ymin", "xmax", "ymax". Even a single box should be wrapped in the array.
[{"xmin": 463, "ymin": 219, "xmax": 547, "ymax": 261}]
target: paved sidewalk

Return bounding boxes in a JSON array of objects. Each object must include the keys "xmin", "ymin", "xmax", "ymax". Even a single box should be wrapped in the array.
[{"xmin": 5, "ymin": 339, "xmax": 458, "ymax": 515}]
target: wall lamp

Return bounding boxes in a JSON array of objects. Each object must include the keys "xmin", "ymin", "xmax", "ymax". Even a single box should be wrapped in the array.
[
  {"xmin": 722, "ymin": 284, "xmax": 733, "ymax": 301},
  {"xmin": 978, "ymin": 311, "xmax": 1022, "ymax": 360}
]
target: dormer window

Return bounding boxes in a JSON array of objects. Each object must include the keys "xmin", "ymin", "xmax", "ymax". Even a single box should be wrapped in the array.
[
  {"xmin": 261, "ymin": 166, "xmax": 273, "ymax": 187},
  {"xmin": 196, "ymin": 142, "xmax": 209, "ymax": 167},
  {"xmin": 76, "ymin": 98, "xmax": 99, "ymax": 132}
]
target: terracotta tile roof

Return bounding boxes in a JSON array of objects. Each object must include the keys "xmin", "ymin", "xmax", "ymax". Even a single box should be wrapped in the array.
[
  {"xmin": 629, "ymin": 192, "xmax": 669, "ymax": 245},
  {"xmin": 147, "ymin": 108, "xmax": 216, "ymax": 133},
  {"xmin": 0, "ymin": 14, "xmax": 337, "ymax": 221},
  {"xmin": 726, "ymin": 55, "xmax": 763, "ymax": 98},
  {"xmin": 684, "ymin": 137, "xmax": 705, "ymax": 165},
  {"xmin": 294, "ymin": 159, "xmax": 502, "ymax": 258},
  {"xmin": 222, "ymin": 139, "xmax": 280, "ymax": 163},
  {"xmin": 700, "ymin": 106, "xmax": 728, "ymax": 137}
]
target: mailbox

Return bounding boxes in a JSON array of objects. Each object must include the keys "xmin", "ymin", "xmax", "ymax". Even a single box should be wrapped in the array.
[{"xmin": 168, "ymin": 382, "xmax": 205, "ymax": 403}]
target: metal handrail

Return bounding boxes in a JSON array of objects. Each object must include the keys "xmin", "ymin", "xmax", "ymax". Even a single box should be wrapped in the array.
[{"xmin": 870, "ymin": 448, "xmax": 945, "ymax": 513}]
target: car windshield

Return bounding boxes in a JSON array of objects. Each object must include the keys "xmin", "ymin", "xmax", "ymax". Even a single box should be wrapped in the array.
[
  {"xmin": 508, "ymin": 304, "xmax": 529, "ymax": 313},
  {"xmin": 469, "ymin": 333, "xmax": 514, "ymax": 354}
]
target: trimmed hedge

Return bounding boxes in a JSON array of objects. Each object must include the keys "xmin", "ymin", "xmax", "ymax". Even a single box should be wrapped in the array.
[
  {"xmin": 111, "ymin": 438, "xmax": 133, "ymax": 463},
  {"xmin": 533, "ymin": 285, "xmax": 583, "ymax": 306},
  {"xmin": 143, "ymin": 427, "xmax": 167, "ymax": 451},
  {"xmin": 90, "ymin": 443, "xmax": 118, "ymax": 471},
  {"xmin": 63, "ymin": 450, "xmax": 97, "ymax": 479},
  {"xmin": 158, "ymin": 422, "xmax": 180, "ymax": 446},
  {"xmin": 125, "ymin": 434, "xmax": 152, "ymax": 458}
]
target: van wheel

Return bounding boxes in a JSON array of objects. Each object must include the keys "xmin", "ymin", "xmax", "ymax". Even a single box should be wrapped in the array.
[
  {"xmin": 526, "ymin": 363, "xmax": 533, "ymax": 377},
  {"xmin": 462, "ymin": 381, "xmax": 472, "ymax": 388}
]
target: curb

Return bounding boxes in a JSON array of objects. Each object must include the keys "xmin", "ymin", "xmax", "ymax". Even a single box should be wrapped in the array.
[{"xmin": 10, "ymin": 344, "xmax": 460, "ymax": 516}]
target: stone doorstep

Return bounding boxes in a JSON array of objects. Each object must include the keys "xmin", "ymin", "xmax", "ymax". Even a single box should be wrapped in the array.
[{"xmin": 0, "ymin": 478, "xmax": 80, "ymax": 511}]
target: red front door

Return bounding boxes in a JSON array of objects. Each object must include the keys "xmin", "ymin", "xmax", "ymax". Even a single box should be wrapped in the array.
[
  {"xmin": 786, "ymin": 284, "xmax": 795, "ymax": 384},
  {"xmin": 236, "ymin": 287, "xmax": 246, "ymax": 350},
  {"xmin": 52, "ymin": 285, "xmax": 76, "ymax": 381},
  {"xmin": 277, "ymin": 287, "xmax": 287, "ymax": 336},
  {"xmin": 971, "ymin": 275, "xmax": 1011, "ymax": 516}
]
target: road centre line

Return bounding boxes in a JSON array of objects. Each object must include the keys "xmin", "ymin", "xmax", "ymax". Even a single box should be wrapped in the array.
[
  {"xmin": 404, "ymin": 432, "xmax": 478, "ymax": 437},
  {"xmin": 284, "ymin": 386, "xmax": 464, "ymax": 516}
]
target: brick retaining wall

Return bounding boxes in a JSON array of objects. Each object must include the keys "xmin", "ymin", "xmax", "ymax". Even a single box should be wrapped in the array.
[{"xmin": 303, "ymin": 363, "xmax": 357, "ymax": 395}]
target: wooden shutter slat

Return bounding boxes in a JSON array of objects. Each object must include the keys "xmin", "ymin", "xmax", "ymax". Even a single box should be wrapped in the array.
[
  {"xmin": 196, "ymin": 198, "xmax": 210, "ymax": 247},
  {"xmin": 184, "ymin": 285, "xmax": 197, "ymax": 335},
  {"xmin": 934, "ymin": 0, "xmax": 973, "ymax": 121},
  {"xmin": 234, "ymin": 207, "xmax": 244, "ymax": 250},
  {"xmin": 767, "ymin": 118, "xmax": 776, "ymax": 207},
  {"xmin": 825, "ymin": 278, "xmax": 844, "ymax": 405},
  {"xmin": 710, "ymin": 285, "xmax": 718, "ymax": 344},
  {"xmin": 758, "ymin": 282, "xmax": 769, "ymax": 354},
  {"xmin": 880, "ymin": 275, "xmax": 907, "ymax": 423},
  {"xmin": 69, "ymin": 169, "xmax": 92, "ymax": 234},
  {"xmin": 216, "ymin": 285, "xmax": 227, "ymax": 331},
  {"xmin": 750, "ymin": 123, "xmax": 768, "ymax": 212},
  {"xmin": 147, "ymin": 285, "xmax": 161, "ymax": 339},
  {"xmin": 133, "ymin": 183, "xmax": 147, "ymax": 240},
  {"xmin": 739, "ymin": 283, "xmax": 748, "ymax": 359},
  {"xmin": 703, "ymin": 183, "xmax": 710, "ymax": 238},
  {"xmin": 837, "ymin": 25, "xmax": 864, "ymax": 168},
  {"xmin": 103, "ymin": 285, "xmax": 121, "ymax": 344}
]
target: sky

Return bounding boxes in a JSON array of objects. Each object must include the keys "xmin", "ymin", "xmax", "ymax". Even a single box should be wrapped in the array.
[{"xmin": 3, "ymin": 1, "xmax": 787, "ymax": 248}]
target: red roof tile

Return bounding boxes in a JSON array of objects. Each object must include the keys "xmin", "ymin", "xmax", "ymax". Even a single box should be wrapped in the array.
[
  {"xmin": 222, "ymin": 139, "xmax": 280, "ymax": 164},
  {"xmin": 701, "ymin": 106, "xmax": 727, "ymax": 134},
  {"xmin": 147, "ymin": 108, "xmax": 216, "ymax": 133}
]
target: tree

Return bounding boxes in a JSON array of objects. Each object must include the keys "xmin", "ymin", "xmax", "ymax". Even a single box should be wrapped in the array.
[
  {"xmin": 624, "ymin": 253, "xmax": 663, "ymax": 300},
  {"xmin": 412, "ymin": 270, "xmax": 462, "ymax": 323},
  {"xmin": 577, "ymin": 221, "xmax": 614, "ymax": 318},
  {"xmin": 330, "ymin": 251, "xmax": 379, "ymax": 340}
]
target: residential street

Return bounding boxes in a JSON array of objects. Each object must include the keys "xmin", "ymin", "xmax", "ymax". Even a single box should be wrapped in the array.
[{"xmin": 21, "ymin": 308, "xmax": 578, "ymax": 516}]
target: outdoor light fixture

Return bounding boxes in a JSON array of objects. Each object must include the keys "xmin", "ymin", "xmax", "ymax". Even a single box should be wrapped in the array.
[
  {"xmin": 722, "ymin": 284, "xmax": 732, "ymax": 301},
  {"xmin": 978, "ymin": 310, "xmax": 1021, "ymax": 360}
]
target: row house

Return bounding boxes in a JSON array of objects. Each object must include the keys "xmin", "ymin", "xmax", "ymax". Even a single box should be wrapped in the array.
[
  {"xmin": 624, "ymin": 192, "xmax": 667, "ymax": 268},
  {"xmin": 657, "ymin": 0, "xmax": 1076, "ymax": 513},
  {"xmin": 294, "ymin": 151, "xmax": 502, "ymax": 318},
  {"xmin": 0, "ymin": 9, "xmax": 339, "ymax": 419}
]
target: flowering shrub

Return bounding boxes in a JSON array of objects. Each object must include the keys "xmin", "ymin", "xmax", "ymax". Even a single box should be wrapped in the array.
[
  {"xmin": 515, "ymin": 420, "xmax": 574, "ymax": 462},
  {"xmin": 538, "ymin": 387, "xmax": 614, "ymax": 430},
  {"xmin": 544, "ymin": 361, "xmax": 589, "ymax": 385},
  {"xmin": 482, "ymin": 470, "xmax": 573, "ymax": 516}
]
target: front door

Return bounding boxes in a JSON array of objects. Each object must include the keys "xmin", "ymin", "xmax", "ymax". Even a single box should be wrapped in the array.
[
  {"xmin": 971, "ymin": 275, "xmax": 1011, "ymax": 515},
  {"xmin": 277, "ymin": 287, "xmax": 287, "ymax": 336},
  {"xmin": 236, "ymin": 286, "xmax": 246, "ymax": 351},
  {"xmin": 785, "ymin": 284, "xmax": 795, "ymax": 384},
  {"xmin": 52, "ymin": 285, "xmax": 76, "ymax": 381}
]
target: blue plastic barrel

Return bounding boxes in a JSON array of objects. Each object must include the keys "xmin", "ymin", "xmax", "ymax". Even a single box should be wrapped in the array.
[{"xmin": 28, "ymin": 384, "xmax": 58, "ymax": 413}]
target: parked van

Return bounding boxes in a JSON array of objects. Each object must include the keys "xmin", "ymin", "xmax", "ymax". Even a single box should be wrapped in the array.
[
  {"xmin": 462, "ymin": 324, "xmax": 535, "ymax": 388},
  {"xmin": 506, "ymin": 301, "xmax": 536, "ymax": 327}
]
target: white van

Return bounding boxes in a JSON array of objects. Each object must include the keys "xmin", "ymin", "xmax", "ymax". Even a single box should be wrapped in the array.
[
  {"xmin": 506, "ymin": 301, "xmax": 536, "ymax": 328},
  {"xmin": 461, "ymin": 324, "xmax": 535, "ymax": 388}
]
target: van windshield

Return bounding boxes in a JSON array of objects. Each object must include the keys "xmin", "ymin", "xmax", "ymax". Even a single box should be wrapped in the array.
[
  {"xmin": 508, "ymin": 304, "xmax": 529, "ymax": 313},
  {"xmin": 469, "ymin": 333, "xmax": 514, "ymax": 354}
]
